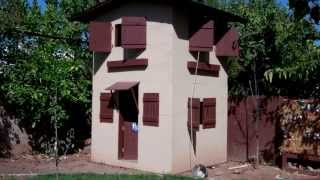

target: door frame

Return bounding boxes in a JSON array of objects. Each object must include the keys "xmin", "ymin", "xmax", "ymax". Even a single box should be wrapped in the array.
[{"xmin": 117, "ymin": 86, "xmax": 139, "ymax": 160}]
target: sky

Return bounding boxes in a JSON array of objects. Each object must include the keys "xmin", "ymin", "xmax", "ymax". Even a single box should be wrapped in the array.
[
  {"xmin": 27, "ymin": 0, "xmax": 46, "ymax": 11},
  {"xmin": 277, "ymin": 0, "xmax": 288, "ymax": 7}
]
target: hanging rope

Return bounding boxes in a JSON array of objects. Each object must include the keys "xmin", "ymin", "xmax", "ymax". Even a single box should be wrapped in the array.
[{"xmin": 189, "ymin": 51, "xmax": 201, "ymax": 169}]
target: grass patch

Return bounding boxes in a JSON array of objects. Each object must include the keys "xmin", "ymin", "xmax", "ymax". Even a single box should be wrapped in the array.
[{"xmin": 1, "ymin": 174, "xmax": 196, "ymax": 180}]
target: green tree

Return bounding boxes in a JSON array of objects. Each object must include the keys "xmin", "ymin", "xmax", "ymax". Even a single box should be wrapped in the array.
[
  {"xmin": 0, "ymin": 0, "xmax": 93, "ymax": 154},
  {"xmin": 209, "ymin": 0, "xmax": 320, "ymax": 97}
]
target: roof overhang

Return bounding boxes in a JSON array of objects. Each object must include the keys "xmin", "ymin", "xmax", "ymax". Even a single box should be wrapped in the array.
[
  {"xmin": 72, "ymin": 0, "xmax": 246, "ymax": 23},
  {"xmin": 105, "ymin": 81, "xmax": 139, "ymax": 111},
  {"xmin": 105, "ymin": 81, "xmax": 139, "ymax": 91}
]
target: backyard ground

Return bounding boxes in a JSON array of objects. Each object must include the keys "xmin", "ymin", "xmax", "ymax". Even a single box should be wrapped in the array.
[{"xmin": 0, "ymin": 146, "xmax": 319, "ymax": 180}]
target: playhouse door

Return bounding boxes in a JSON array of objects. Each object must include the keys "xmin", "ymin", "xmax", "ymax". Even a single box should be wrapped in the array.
[{"xmin": 118, "ymin": 89, "xmax": 138, "ymax": 160}]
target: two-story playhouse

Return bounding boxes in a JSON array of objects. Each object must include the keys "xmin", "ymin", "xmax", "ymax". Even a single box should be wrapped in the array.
[{"xmin": 75, "ymin": 0, "xmax": 245, "ymax": 173}]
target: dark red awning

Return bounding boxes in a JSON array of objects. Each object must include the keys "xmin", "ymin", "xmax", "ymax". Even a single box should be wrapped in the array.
[{"xmin": 105, "ymin": 81, "xmax": 139, "ymax": 91}]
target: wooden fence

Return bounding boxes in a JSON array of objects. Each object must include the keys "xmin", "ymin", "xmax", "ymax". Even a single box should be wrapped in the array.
[{"xmin": 227, "ymin": 96, "xmax": 284, "ymax": 164}]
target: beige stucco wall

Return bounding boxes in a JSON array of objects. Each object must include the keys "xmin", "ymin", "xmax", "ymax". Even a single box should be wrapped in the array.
[
  {"xmin": 171, "ymin": 9, "xmax": 228, "ymax": 173},
  {"xmin": 91, "ymin": 2, "xmax": 228, "ymax": 174},
  {"xmin": 91, "ymin": 2, "xmax": 174, "ymax": 173}
]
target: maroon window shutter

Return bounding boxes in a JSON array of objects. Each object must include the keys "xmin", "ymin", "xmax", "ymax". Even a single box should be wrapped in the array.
[
  {"xmin": 187, "ymin": 61, "xmax": 220, "ymax": 77},
  {"xmin": 215, "ymin": 26, "xmax": 239, "ymax": 57},
  {"xmin": 189, "ymin": 20, "xmax": 214, "ymax": 52},
  {"xmin": 89, "ymin": 21, "xmax": 112, "ymax": 53},
  {"xmin": 121, "ymin": 17, "xmax": 146, "ymax": 49},
  {"xmin": 100, "ymin": 93, "xmax": 114, "ymax": 123},
  {"xmin": 202, "ymin": 98, "xmax": 216, "ymax": 129},
  {"xmin": 143, "ymin": 93, "xmax": 159, "ymax": 126},
  {"xmin": 188, "ymin": 98, "xmax": 200, "ymax": 130}
]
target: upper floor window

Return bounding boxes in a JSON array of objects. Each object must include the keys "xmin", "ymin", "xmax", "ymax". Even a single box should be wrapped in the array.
[
  {"xmin": 215, "ymin": 26, "xmax": 240, "ymax": 57},
  {"xmin": 89, "ymin": 21, "xmax": 112, "ymax": 53},
  {"xmin": 189, "ymin": 20, "xmax": 214, "ymax": 52},
  {"xmin": 121, "ymin": 16, "xmax": 147, "ymax": 49}
]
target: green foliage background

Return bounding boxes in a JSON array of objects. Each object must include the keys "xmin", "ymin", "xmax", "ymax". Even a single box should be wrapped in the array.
[
  {"xmin": 0, "ymin": 0, "xmax": 95, "ymax": 154},
  {"xmin": 209, "ymin": 0, "xmax": 320, "ymax": 97}
]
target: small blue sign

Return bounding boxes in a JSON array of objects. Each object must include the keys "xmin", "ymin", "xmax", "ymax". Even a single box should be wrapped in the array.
[{"xmin": 131, "ymin": 122, "xmax": 139, "ymax": 133}]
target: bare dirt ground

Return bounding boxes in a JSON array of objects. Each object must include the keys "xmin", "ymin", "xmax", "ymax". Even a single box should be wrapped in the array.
[
  {"xmin": 182, "ymin": 162, "xmax": 320, "ymax": 180},
  {"xmin": 0, "ymin": 148, "xmax": 319, "ymax": 180},
  {"xmin": 0, "ymin": 149, "xmax": 139, "ymax": 175}
]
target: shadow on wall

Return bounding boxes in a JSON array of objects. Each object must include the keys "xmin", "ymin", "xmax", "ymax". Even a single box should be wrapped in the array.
[
  {"xmin": 216, "ymin": 56, "xmax": 229, "ymax": 73},
  {"xmin": 93, "ymin": 52, "xmax": 109, "ymax": 75},
  {"xmin": 124, "ymin": 49, "xmax": 143, "ymax": 59},
  {"xmin": 188, "ymin": 128, "xmax": 197, "ymax": 155}
]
